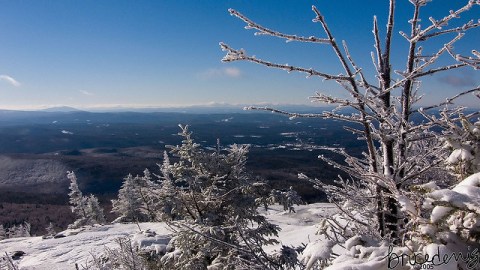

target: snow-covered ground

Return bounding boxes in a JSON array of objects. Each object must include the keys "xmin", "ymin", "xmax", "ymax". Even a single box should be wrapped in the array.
[
  {"xmin": 0, "ymin": 203, "xmax": 337, "ymax": 269},
  {"xmin": 0, "ymin": 223, "xmax": 169, "ymax": 269}
]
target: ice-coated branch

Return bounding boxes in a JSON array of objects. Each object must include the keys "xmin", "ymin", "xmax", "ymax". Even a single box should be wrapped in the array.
[
  {"xmin": 311, "ymin": 6, "xmax": 357, "ymax": 84},
  {"xmin": 402, "ymin": 157, "xmax": 445, "ymax": 185},
  {"xmin": 3, "ymin": 252, "xmax": 19, "ymax": 270},
  {"xmin": 220, "ymin": 42, "xmax": 348, "ymax": 81},
  {"xmin": 384, "ymin": 0, "xmax": 396, "ymax": 69},
  {"xmin": 343, "ymin": 125, "xmax": 365, "ymax": 136},
  {"xmin": 312, "ymin": 5, "xmax": 379, "ymax": 172},
  {"xmin": 243, "ymin": 106, "xmax": 323, "ymax": 119},
  {"xmin": 342, "ymin": 40, "xmax": 379, "ymax": 95},
  {"xmin": 234, "ymin": 222, "xmax": 281, "ymax": 269},
  {"xmin": 407, "ymin": 0, "xmax": 479, "ymax": 43},
  {"xmin": 330, "ymin": 199, "xmax": 371, "ymax": 228},
  {"xmin": 379, "ymin": 33, "xmax": 465, "ymax": 97},
  {"xmin": 309, "ymin": 92, "xmax": 356, "ymax": 107},
  {"xmin": 228, "ymin": 9, "xmax": 330, "ymax": 44},
  {"xmin": 323, "ymin": 111, "xmax": 368, "ymax": 123},
  {"xmin": 419, "ymin": 19, "xmax": 480, "ymax": 41},
  {"xmin": 417, "ymin": 86, "xmax": 480, "ymax": 112},
  {"xmin": 318, "ymin": 148, "xmax": 372, "ymax": 179},
  {"xmin": 310, "ymin": 92, "xmax": 384, "ymax": 122},
  {"xmin": 373, "ymin": 15, "xmax": 384, "ymax": 76},
  {"xmin": 244, "ymin": 106, "xmax": 366, "ymax": 124},
  {"xmin": 446, "ymin": 47, "xmax": 480, "ymax": 70},
  {"xmin": 414, "ymin": 62, "xmax": 468, "ymax": 78}
]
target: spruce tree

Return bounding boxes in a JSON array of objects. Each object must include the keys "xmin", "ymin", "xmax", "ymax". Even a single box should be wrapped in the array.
[
  {"xmin": 0, "ymin": 224, "xmax": 5, "ymax": 240},
  {"xmin": 111, "ymin": 174, "xmax": 146, "ymax": 223},
  {"xmin": 67, "ymin": 171, "xmax": 105, "ymax": 228},
  {"xmin": 157, "ymin": 125, "xmax": 280, "ymax": 269}
]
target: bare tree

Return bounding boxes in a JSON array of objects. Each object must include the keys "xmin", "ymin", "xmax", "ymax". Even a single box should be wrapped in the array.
[{"xmin": 221, "ymin": 0, "xmax": 479, "ymax": 244}]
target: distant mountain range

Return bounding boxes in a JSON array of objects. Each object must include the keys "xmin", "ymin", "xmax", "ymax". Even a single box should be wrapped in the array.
[
  {"xmin": 65, "ymin": 104, "xmax": 333, "ymax": 114},
  {"xmin": 0, "ymin": 104, "xmax": 328, "ymax": 127},
  {"xmin": 0, "ymin": 104, "xmax": 333, "ymax": 114},
  {"xmin": 1, "ymin": 104, "xmax": 474, "ymax": 126},
  {"xmin": 40, "ymin": 106, "xmax": 84, "ymax": 112}
]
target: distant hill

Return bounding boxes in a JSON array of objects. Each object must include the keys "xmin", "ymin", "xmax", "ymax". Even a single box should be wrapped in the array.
[{"xmin": 40, "ymin": 106, "xmax": 83, "ymax": 112}]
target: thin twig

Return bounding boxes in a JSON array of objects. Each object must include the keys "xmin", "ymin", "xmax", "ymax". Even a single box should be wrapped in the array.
[
  {"xmin": 228, "ymin": 9, "xmax": 330, "ymax": 44},
  {"xmin": 220, "ymin": 43, "xmax": 348, "ymax": 81}
]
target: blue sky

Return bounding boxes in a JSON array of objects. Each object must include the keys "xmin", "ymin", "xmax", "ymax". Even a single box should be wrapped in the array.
[{"xmin": 0, "ymin": 0, "xmax": 478, "ymax": 110}]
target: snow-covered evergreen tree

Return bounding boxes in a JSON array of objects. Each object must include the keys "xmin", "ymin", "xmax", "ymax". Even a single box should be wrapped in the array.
[
  {"xmin": 19, "ymin": 222, "xmax": 30, "ymax": 237},
  {"xmin": 154, "ymin": 125, "xmax": 280, "ymax": 269},
  {"xmin": 152, "ymin": 151, "xmax": 181, "ymax": 221},
  {"xmin": 68, "ymin": 171, "xmax": 88, "ymax": 227},
  {"xmin": 86, "ymin": 194, "xmax": 106, "ymax": 225},
  {"xmin": 44, "ymin": 222, "xmax": 56, "ymax": 239},
  {"xmin": 111, "ymin": 154, "xmax": 183, "ymax": 223},
  {"xmin": 111, "ymin": 174, "xmax": 147, "ymax": 223},
  {"xmin": 7, "ymin": 225, "xmax": 17, "ymax": 238},
  {"xmin": 269, "ymin": 187, "xmax": 302, "ymax": 213},
  {"xmin": 67, "ymin": 171, "xmax": 106, "ymax": 228},
  {"xmin": 0, "ymin": 224, "xmax": 6, "ymax": 240},
  {"xmin": 135, "ymin": 169, "xmax": 162, "ymax": 222},
  {"xmin": 4, "ymin": 222, "xmax": 31, "ymax": 238}
]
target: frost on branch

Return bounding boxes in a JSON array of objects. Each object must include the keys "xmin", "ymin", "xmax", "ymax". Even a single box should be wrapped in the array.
[
  {"xmin": 228, "ymin": 8, "xmax": 330, "ymax": 44},
  {"xmin": 220, "ymin": 42, "xmax": 246, "ymax": 62}
]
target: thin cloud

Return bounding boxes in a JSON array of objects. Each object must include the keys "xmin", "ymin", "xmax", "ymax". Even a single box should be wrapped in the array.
[
  {"xmin": 438, "ymin": 73, "xmax": 477, "ymax": 87},
  {"xmin": 79, "ymin": 90, "xmax": 94, "ymax": 96},
  {"xmin": 224, "ymin": 67, "xmax": 241, "ymax": 78},
  {"xmin": 0, "ymin": 75, "xmax": 21, "ymax": 87},
  {"xmin": 197, "ymin": 67, "xmax": 242, "ymax": 80}
]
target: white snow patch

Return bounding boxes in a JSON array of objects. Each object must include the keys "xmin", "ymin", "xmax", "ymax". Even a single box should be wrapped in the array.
[
  {"xmin": 0, "ymin": 223, "xmax": 169, "ymax": 269},
  {"xmin": 301, "ymin": 239, "xmax": 335, "ymax": 269},
  {"xmin": 398, "ymin": 195, "xmax": 416, "ymax": 215},
  {"xmin": 428, "ymin": 172, "xmax": 480, "ymax": 223},
  {"xmin": 280, "ymin": 132, "xmax": 297, "ymax": 137},
  {"xmin": 446, "ymin": 148, "xmax": 473, "ymax": 165}
]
